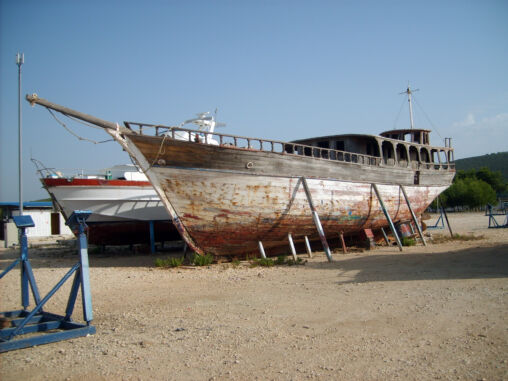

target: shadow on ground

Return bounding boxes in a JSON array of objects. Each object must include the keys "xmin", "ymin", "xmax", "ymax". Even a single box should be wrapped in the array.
[
  {"xmin": 2, "ymin": 242, "xmax": 508, "ymax": 284},
  {"xmin": 305, "ymin": 244, "xmax": 508, "ymax": 283},
  {"xmin": 0, "ymin": 244, "xmax": 185, "ymax": 270}
]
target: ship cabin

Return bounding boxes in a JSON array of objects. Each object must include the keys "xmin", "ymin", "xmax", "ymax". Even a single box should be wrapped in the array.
[{"xmin": 288, "ymin": 128, "xmax": 454, "ymax": 171}]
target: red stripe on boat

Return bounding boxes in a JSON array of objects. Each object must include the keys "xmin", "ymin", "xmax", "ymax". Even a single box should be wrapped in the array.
[{"xmin": 42, "ymin": 178, "xmax": 152, "ymax": 187}]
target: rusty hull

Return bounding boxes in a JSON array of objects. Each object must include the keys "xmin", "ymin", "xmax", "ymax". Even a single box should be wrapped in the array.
[
  {"xmin": 150, "ymin": 167, "xmax": 445, "ymax": 256},
  {"xmin": 108, "ymin": 133, "xmax": 453, "ymax": 257}
]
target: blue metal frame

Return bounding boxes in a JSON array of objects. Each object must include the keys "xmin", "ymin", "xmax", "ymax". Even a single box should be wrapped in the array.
[
  {"xmin": 0, "ymin": 211, "xmax": 96, "ymax": 352},
  {"xmin": 486, "ymin": 204, "xmax": 508, "ymax": 228},
  {"xmin": 427, "ymin": 211, "xmax": 445, "ymax": 229}
]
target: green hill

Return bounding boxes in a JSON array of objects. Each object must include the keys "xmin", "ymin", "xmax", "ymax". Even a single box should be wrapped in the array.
[{"xmin": 454, "ymin": 152, "xmax": 508, "ymax": 182}]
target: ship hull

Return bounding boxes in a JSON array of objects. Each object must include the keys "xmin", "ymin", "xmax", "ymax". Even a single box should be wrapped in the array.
[
  {"xmin": 42, "ymin": 178, "xmax": 180, "ymax": 245},
  {"xmin": 151, "ymin": 166, "xmax": 446, "ymax": 255},
  {"xmin": 110, "ymin": 133, "xmax": 453, "ymax": 256}
]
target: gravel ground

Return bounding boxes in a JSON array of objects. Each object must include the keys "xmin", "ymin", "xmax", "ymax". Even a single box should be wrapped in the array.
[{"xmin": 0, "ymin": 212, "xmax": 507, "ymax": 380}]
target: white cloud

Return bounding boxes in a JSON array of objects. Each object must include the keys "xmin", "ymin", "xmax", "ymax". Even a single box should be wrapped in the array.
[
  {"xmin": 452, "ymin": 113, "xmax": 475, "ymax": 128},
  {"xmin": 479, "ymin": 112, "xmax": 508, "ymax": 126},
  {"xmin": 448, "ymin": 112, "xmax": 508, "ymax": 158}
]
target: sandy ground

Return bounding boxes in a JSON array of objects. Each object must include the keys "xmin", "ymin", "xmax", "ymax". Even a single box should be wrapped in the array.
[{"xmin": 0, "ymin": 212, "xmax": 507, "ymax": 380}]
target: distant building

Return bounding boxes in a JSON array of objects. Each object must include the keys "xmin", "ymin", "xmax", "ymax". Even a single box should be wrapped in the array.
[{"xmin": 0, "ymin": 202, "xmax": 73, "ymax": 247}]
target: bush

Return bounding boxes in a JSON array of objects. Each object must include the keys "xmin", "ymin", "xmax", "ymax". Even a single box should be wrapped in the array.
[
  {"xmin": 285, "ymin": 257, "xmax": 305, "ymax": 266},
  {"xmin": 251, "ymin": 258, "xmax": 275, "ymax": 267},
  {"xmin": 155, "ymin": 257, "xmax": 184, "ymax": 268},
  {"xmin": 401, "ymin": 237, "xmax": 416, "ymax": 246},
  {"xmin": 442, "ymin": 177, "xmax": 497, "ymax": 208},
  {"xmin": 192, "ymin": 253, "xmax": 214, "ymax": 266},
  {"xmin": 275, "ymin": 255, "xmax": 287, "ymax": 265}
]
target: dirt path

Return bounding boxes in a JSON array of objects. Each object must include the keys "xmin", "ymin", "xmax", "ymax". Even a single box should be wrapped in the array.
[{"xmin": 1, "ymin": 212, "xmax": 507, "ymax": 380}]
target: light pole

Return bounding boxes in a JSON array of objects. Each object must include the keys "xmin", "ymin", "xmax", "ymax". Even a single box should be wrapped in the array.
[{"xmin": 16, "ymin": 52, "xmax": 24, "ymax": 215}]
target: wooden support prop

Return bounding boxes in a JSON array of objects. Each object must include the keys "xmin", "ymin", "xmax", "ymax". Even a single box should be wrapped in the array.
[
  {"xmin": 339, "ymin": 232, "xmax": 348, "ymax": 253},
  {"xmin": 399, "ymin": 185, "xmax": 427, "ymax": 246},
  {"xmin": 439, "ymin": 196, "xmax": 454, "ymax": 238},
  {"xmin": 258, "ymin": 241, "xmax": 267, "ymax": 259},
  {"xmin": 301, "ymin": 177, "xmax": 333, "ymax": 262},
  {"xmin": 372, "ymin": 184, "xmax": 403, "ymax": 251},
  {"xmin": 288, "ymin": 233, "xmax": 298, "ymax": 261},
  {"xmin": 380, "ymin": 227, "xmax": 390, "ymax": 245},
  {"xmin": 304, "ymin": 236, "xmax": 313, "ymax": 258}
]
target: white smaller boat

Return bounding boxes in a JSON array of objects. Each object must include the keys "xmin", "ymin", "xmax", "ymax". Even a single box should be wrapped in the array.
[{"xmin": 33, "ymin": 161, "xmax": 179, "ymax": 246}]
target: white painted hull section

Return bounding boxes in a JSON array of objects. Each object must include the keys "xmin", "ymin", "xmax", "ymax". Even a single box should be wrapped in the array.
[{"xmin": 46, "ymin": 185, "xmax": 168, "ymax": 223}]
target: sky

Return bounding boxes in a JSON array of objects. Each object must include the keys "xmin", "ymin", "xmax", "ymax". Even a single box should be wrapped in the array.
[{"xmin": 1, "ymin": 0, "xmax": 507, "ymax": 202}]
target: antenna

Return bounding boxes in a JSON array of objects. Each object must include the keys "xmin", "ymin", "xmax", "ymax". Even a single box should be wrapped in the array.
[
  {"xmin": 399, "ymin": 84, "xmax": 419, "ymax": 130},
  {"xmin": 16, "ymin": 53, "xmax": 24, "ymax": 214}
]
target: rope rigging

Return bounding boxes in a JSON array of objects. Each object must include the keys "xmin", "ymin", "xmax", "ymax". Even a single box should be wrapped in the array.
[
  {"xmin": 412, "ymin": 95, "xmax": 443, "ymax": 141},
  {"xmin": 393, "ymin": 96, "xmax": 407, "ymax": 129},
  {"xmin": 46, "ymin": 108, "xmax": 114, "ymax": 144}
]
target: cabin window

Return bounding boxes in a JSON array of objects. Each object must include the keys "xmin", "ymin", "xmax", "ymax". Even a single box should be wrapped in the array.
[
  {"xmin": 440, "ymin": 150, "xmax": 448, "ymax": 164},
  {"xmin": 367, "ymin": 141, "xmax": 380, "ymax": 157},
  {"xmin": 409, "ymin": 146, "xmax": 419, "ymax": 161},
  {"xmin": 335, "ymin": 141, "xmax": 345, "ymax": 151},
  {"xmin": 431, "ymin": 149, "xmax": 439, "ymax": 163},
  {"xmin": 420, "ymin": 148, "xmax": 430, "ymax": 162},
  {"xmin": 284, "ymin": 144, "xmax": 294, "ymax": 154},
  {"xmin": 396, "ymin": 143, "xmax": 408, "ymax": 167},
  {"xmin": 382, "ymin": 141, "xmax": 395, "ymax": 165},
  {"xmin": 317, "ymin": 141, "xmax": 329, "ymax": 159}
]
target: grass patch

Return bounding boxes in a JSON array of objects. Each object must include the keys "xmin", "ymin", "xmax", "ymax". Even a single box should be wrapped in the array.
[
  {"xmin": 275, "ymin": 255, "xmax": 287, "ymax": 265},
  {"xmin": 401, "ymin": 237, "xmax": 416, "ymax": 246},
  {"xmin": 285, "ymin": 257, "xmax": 305, "ymax": 266},
  {"xmin": 192, "ymin": 253, "xmax": 214, "ymax": 266},
  {"xmin": 431, "ymin": 233, "xmax": 484, "ymax": 244},
  {"xmin": 231, "ymin": 259, "xmax": 241, "ymax": 267},
  {"xmin": 250, "ymin": 258, "xmax": 275, "ymax": 267},
  {"xmin": 155, "ymin": 256, "xmax": 184, "ymax": 268},
  {"xmin": 250, "ymin": 255, "xmax": 306, "ymax": 267}
]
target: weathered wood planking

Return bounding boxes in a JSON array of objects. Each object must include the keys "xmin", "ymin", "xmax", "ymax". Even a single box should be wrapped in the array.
[
  {"xmin": 130, "ymin": 135, "xmax": 454, "ymax": 187},
  {"xmin": 148, "ymin": 165, "xmax": 445, "ymax": 256}
]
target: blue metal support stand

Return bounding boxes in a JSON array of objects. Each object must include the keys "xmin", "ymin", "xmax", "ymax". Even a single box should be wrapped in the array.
[
  {"xmin": 486, "ymin": 204, "xmax": 508, "ymax": 228},
  {"xmin": 149, "ymin": 220, "xmax": 155, "ymax": 253},
  {"xmin": 0, "ymin": 211, "xmax": 96, "ymax": 352},
  {"xmin": 427, "ymin": 198, "xmax": 445, "ymax": 230}
]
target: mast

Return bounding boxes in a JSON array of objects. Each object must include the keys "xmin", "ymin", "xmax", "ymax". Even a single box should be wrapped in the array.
[
  {"xmin": 25, "ymin": 94, "xmax": 130, "ymax": 133},
  {"xmin": 400, "ymin": 85, "xmax": 418, "ymax": 130}
]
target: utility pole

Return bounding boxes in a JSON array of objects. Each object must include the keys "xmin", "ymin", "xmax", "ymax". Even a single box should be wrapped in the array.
[{"xmin": 16, "ymin": 52, "xmax": 24, "ymax": 215}]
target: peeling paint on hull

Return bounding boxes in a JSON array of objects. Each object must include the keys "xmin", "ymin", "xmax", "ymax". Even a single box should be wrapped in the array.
[
  {"xmin": 152, "ymin": 167, "xmax": 446, "ymax": 255},
  {"xmin": 105, "ymin": 133, "xmax": 452, "ymax": 257}
]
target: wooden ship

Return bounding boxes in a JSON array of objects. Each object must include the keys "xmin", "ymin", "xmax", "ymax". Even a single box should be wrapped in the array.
[{"xmin": 26, "ymin": 87, "xmax": 455, "ymax": 258}]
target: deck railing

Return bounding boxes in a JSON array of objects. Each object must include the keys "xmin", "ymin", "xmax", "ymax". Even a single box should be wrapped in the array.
[{"xmin": 123, "ymin": 122, "xmax": 455, "ymax": 171}]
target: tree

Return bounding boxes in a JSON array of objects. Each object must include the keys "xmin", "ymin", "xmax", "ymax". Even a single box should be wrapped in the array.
[
  {"xmin": 475, "ymin": 167, "xmax": 506, "ymax": 193},
  {"xmin": 441, "ymin": 177, "xmax": 497, "ymax": 208}
]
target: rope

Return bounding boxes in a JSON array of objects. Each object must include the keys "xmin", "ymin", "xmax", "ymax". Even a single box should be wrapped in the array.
[
  {"xmin": 46, "ymin": 108, "xmax": 113, "ymax": 144},
  {"xmin": 150, "ymin": 133, "xmax": 169, "ymax": 168},
  {"xmin": 393, "ymin": 97, "xmax": 407, "ymax": 129},
  {"xmin": 413, "ymin": 95, "xmax": 443, "ymax": 141}
]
